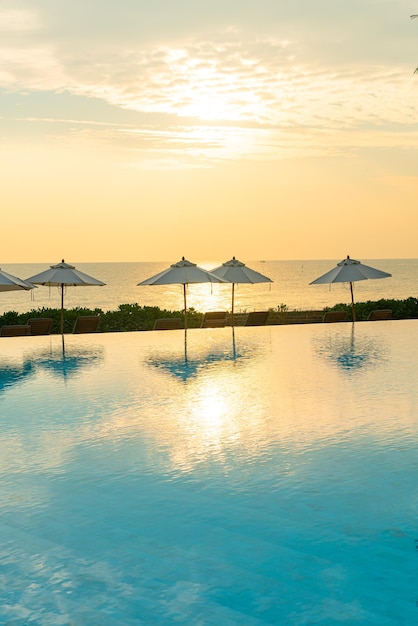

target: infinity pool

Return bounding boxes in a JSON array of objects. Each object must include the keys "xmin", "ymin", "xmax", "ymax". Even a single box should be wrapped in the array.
[{"xmin": 0, "ymin": 321, "xmax": 417, "ymax": 624}]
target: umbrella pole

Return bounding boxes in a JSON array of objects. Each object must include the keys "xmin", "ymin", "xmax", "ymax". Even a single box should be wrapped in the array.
[
  {"xmin": 231, "ymin": 283, "xmax": 235, "ymax": 327},
  {"xmin": 60, "ymin": 283, "xmax": 64, "ymax": 334},
  {"xmin": 350, "ymin": 282, "xmax": 356, "ymax": 322},
  {"xmin": 183, "ymin": 283, "xmax": 187, "ymax": 330}
]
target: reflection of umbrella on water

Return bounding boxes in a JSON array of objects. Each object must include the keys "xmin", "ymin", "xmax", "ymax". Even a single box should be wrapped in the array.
[
  {"xmin": 138, "ymin": 257, "xmax": 227, "ymax": 329},
  {"xmin": 147, "ymin": 328, "xmax": 247, "ymax": 382},
  {"xmin": 0, "ymin": 360, "xmax": 35, "ymax": 393},
  {"xmin": 314, "ymin": 324, "xmax": 387, "ymax": 371},
  {"xmin": 210, "ymin": 257, "xmax": 272, "ymax": 326},
  {"xmin": 310, "ymin": 256, "xmax": 391, "ymax": 321},
  {"xmin": 26, "ymin": 260, "xmax": 105, "ymax": 334},
  {"xmin": 29, "ymin": 337, "xmax": 104, "ymax": 380}
]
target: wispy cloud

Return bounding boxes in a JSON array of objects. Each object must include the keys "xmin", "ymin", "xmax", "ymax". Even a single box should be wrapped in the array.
[
  {"xmin": 0, "ymin": 7, "xmax": 40, "ymax": 32},
  {"xmin": 1, "ymin": 1, "xmax": 417, "ymax": 164}
]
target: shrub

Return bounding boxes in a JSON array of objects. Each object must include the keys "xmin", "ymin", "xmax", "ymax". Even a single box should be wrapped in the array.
[
  {"xmin": 327, "ymin": 297, "xmax": 418, "ymax": 321},
  {"xmin": 1, "ymin": 297, "xmax": 417, "ymax": 333}
]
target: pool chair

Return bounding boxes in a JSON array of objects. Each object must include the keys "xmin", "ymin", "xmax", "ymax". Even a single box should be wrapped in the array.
[
  {"xmin": 245, "ymin": 311, "xmax": 269, "ymax": 326},
  {"xmin": 367, "ymin": 309, "xmax": 392, "ymax": 321},
  {"xmin": 322, "ymin": 311, "xmax": 348, "ymax": 323},
  {"xmin": 72, "ymin": 316, "xmax": 101, "ymax": 334},
  {"xmin": 200, "ymin": 312, "xmax": 227, "ymax": 328},
  {"xmin": 0, "ymin": 325, "xmax": 31, "ymax": 337},
  {"xmin": 27, "ymin": 318, "xmax": 53, "ymax": 335},
  {"xmin": 153, "ymin": 318, "xmax": 182, "ymax": 330}
]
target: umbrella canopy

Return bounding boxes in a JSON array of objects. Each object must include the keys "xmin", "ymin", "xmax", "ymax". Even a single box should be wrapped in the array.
[
  {"xmin": 138, "ymin": 257, "xmax": 227, "ymax": 329},
  {"xmin": 0, "ymin": 268, "xmax": 35, "ymax": 292},
  {"xmin": 310, "ymin": 256, "xmax": 392, "ymax": 321},
  {"xmin": 210, "ymin": 257, "xmax": 272, "ymax": 325},
  {"xmin": 26, "ymin": 260, "xmax": 105, "ymax": 334}
]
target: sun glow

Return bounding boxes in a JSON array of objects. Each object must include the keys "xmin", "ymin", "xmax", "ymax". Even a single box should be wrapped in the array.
[
  {"xmin": 193, "ymin": 382, "xmax": 230, "ymax": 426},
  {"xmin": 182, "ymin": 96, "xmax": 235, "ymax": 121},
  {"xmin": 158, "ymin": 46, "xmax": 268, "ymax": 123}
]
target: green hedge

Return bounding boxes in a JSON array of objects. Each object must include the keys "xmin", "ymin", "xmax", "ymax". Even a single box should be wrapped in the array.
[
  {"xmin": 0, "ymin": 303, "xmax": 203, "ymax": 333},
  {"xmin": 1, "ymin": 298, "xmax": 417, "ymax": 332},
  {"xmin": 327, "ymin": 297, "xmax": 418, "ymax": 321}
]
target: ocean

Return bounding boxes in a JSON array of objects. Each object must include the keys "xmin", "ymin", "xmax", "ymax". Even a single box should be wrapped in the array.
[{"xmin": 1, "ymin": 258, "xmax": 417, "ymax": 316}]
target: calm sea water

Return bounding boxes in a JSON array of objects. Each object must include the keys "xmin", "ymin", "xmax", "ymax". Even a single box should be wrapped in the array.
[{"xmin": 1, "ymin": 258, "xmax": 417, "ymax": 315}]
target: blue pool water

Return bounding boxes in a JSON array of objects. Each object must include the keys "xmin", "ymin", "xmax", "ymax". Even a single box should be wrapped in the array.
[{"xmin": 0, "ymin": 321, "xmax": 417, "ymax": 624}]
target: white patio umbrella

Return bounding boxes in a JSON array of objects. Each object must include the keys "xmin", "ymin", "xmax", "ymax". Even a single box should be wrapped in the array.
[
  {"xmin": 0, "ymin": 268, "xmax": 35, "ymax": 322},
  {"xmin": 210, "ymin": 257, "xmax": 272, "ymax": 326},
  {"xmin": 138, "ymin": 257, "xmax": 227, "ymax": 329},
  {"xmin": 310, "ymin": 255, "xmax": 392, "ymax": 322},
  {"xmin": 0, "ymin": 268, "xmax": 35, "ymax": 293},
  {"xmin": 26, "ymin": 260, "xmax": 105, "ymax": 334}
]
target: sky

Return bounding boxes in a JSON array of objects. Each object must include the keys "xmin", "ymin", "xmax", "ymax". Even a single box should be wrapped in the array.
[{"xmin": 1, "ymin": 0, "xmax": 418, "ymax": 262}]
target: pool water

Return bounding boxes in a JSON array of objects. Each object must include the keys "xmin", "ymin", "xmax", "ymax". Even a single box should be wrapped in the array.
[{"xmin": 0, "ymin": 321, "xmax": 417, "ymax": 625}]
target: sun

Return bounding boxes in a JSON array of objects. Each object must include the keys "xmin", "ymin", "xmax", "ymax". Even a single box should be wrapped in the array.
[{"xmin": 182, "ymin": 95, "xmax": 234, "ymax": 121}]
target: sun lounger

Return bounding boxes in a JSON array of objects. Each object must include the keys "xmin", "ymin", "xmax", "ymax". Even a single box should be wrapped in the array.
[
  {"xmin": 0, "ymin": 325, "xmax": 31, "ymax": 337},
  {"xmin": 200, "ymin": 312, "xmax": 227, "ymax": 328},
  {"xmin": 153, "ymin": 318, "xmax": 182, "ymax": 330},
  {"xmin": 322, "ymin": 311, "xmax": 348, "ymax": 323},
  {"xmin": 367, "ymin": 309, "xmax": 392, "ymax": 321},
  {"xmin": 72, "ymin": 316, "xmax": 101, "ymax": 334},
  {"xmin": 245, "ymin": 311, "xmax": 269, "ymax": 326},
  {"xmin": 278, "ymin": 311, "xmax": 323, "ymax": 325},
  {"xmin": 27, "ymin": 318, "xmax": 53, "ymax": 335}
]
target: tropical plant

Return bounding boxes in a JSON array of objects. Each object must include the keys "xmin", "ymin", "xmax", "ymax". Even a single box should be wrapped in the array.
[{"xmin": 412, "ymin": 14, "xmax": 418, "ymax": 74}]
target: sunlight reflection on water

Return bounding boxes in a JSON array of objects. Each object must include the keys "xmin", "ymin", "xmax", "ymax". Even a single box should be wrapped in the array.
[{"xmin": 0, "ymin": 321, "xmax": 418, "ymax": 623}]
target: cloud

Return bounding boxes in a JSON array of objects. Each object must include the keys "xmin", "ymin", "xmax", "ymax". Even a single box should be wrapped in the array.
[
  {"xmin": 2, "ymin": 30, "xmax": 414, "ymax": 125},
  {"xmin": 0, "ymin": 7, "xmax": 40, "ymax": 32},
  {"xmin": 1, "ymin": 1, "xmax": 417, "ymax": 165}
]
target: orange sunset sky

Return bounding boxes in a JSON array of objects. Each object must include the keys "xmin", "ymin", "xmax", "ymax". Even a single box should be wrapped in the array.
[{"xmin": 1, "ymin": 1, "xmax": 418, "ymax": 262}]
